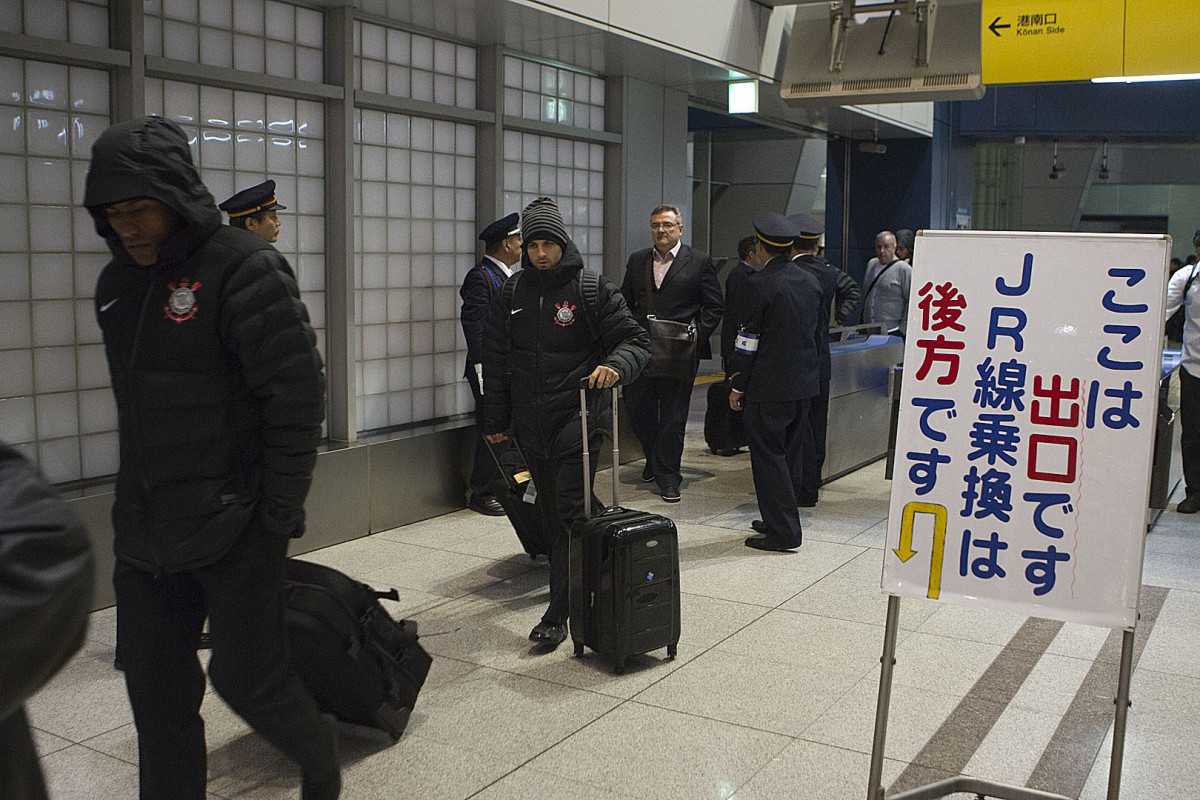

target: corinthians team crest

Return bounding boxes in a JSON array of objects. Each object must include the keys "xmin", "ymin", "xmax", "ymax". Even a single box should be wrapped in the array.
[
  {"xmin": 554, "ymin": 300, "xmax": 576, "ymax": 327},
  {"xmin": 164, "ymin": 278, "xmax": 201, "ymax": 323}
]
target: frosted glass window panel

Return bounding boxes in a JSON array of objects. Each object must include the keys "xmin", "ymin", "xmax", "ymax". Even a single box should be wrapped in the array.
[
  {"xmin": 387, "ymin": 28, "xmax": 409, "ymax": 63},
  {"xmin": 0, "ymin": 396, "xmax": 35, "ymax": 443},
  {"xmin": 69, "ymin": 66, "xmax": 109, "ymax": 113},
  {"xmin": 0, "ymin": 301, "xmax": 30, "ymax": 348},
  {"xmin": 456, "ymin": 46, "xmax": 476, "ymax": 80},
  {"xmin": 433, "ymin": 74, "xmax": 454, "ymax": 107},
  {"xmin": 36, "ymin": 391, "xmax": 78, "ymax": 439},
  {"xmin": 33, "ymin": 346, "xmax": 75, "ymax": 393},
  {"xmin": 360, "ymin": 20, "xmax": 385, "ymax": 60},
  {"xmin": 298, "ymin": 100, "xmax": 321, "ymax": 138},
  {"xmin": 411, "ymin": 70, "xmax": 433, "ymax": 103},
  {"xmin": 503, "ymin": 87, "xmax": 520, "ymax": 116},
  {"xmin": 434, "ymin": 319, "xmax": 457, "ymax": 351},
  {"xmin": 386, "ymin": 289, "xmax": 410, "ymax": 323},
  {"xmin": 387, "ymin": 255, "xmax": 410, "ymax": 288},
  {"xmin": 163, "ymin": 0, "xmax": 197, "ymax": 22},
  {"xmin": 72, "ymin": 253, "xmax": 106, "ymax": 296},
  {"xmin": 360, "ymin": 59, "xmax": 385, "ymax": 95},
  {"xmin": 234, "ymin": 34, "xmax": 264, "ymax": 74},
  {"xmin": 410, "ymin": 219, "xmax": 432, "ymax": 251},
  {"xmin": 296, "ymin": 215, "xmax": 323, "ymax": 254},
  {"xmin": 27, "ymin": 158, "xmax": 70, "ymax": 205},
  {"xmin": 264, "ymin": 0, "xmax": 293, "ymax": 40},
  {"xmin": 411, "ymin": 388, "xmax": 432, "ymax": 422},
  {"xmin": 362, "ymin": 253, "xmax": 386, "ymax": 289},
  {"xmin": 25, "ymin": 111, "xmax": 68, "ymax": 158},
  {"xmin": 295, "ymin": 7, "xmax": 322, "ymax": 48},
  {"xmin": 362, "ymin": 324, "xmax": 386, "ymax": 361},
  {"xmin": 265, "ymin": 41, "xmax": 294, "ymax": 79},
  {"xmin": 362, "ymin": 290, "xmax": 386, "ymax": 326},
  {"xmin": 0, "ymin": 253, "xmax": 29, "ymax": 300},
  {"xmin": 504, "ymin": 56, "xmax": 521, "ymax": 88},
  {"xmin": 0, "ymin": 113, "xmax": 24, "ymax": 156},
  {"xmin": 81, "ymin": 431, "xmax": 118, "ymax": 477},
  {"xmin": 387, "ymin": 393, "xmax": 409, "ymax": 426},
  {"xmin": 387, "ymin": 65, "xmax": 410, "ymax": 99},
  {"xmin": 74, "ymin": 298, "xmax": 100, "ymax": 345},
  {"xmin": 144, "ymin": 16, "xmax": 163, "ymax": 54},
  {"xmin": 79, "ymin": 388, "xmax": 115, "ymax": 435},
  {"xmin": 0, "ymin": 205, "xmax": 28, "ymax": 251},
  {"xmin": 410, "ymin": 288, "xmax": 432, "ymax": 321},
  {"xmin": 75, "ymin": 343, "xmax": 108, "ymax": 390},
  {"xmin": 25, "ymin": 1, "xmax": 67, "ymax": 41},
  {"xmin": 71, "ymin": 113, "xmax": 108, "ymax": 158},
  {"xmin": 411, "ymin": 35, "xmax": 433, "ymax": 70},
  {"xmin": 234, "ymin": 91, "xmax": 265, "ymax": 131},
  {"xmin": 362, "ymin": 358, "xmax": 386, "ymax": 395},
  {"xmin": 29, "ymin": 206, "xmax": 72, "ymax": 252},
  {"xmin": 163, "ymin": 81, "xmax": 198, "ymax": 124},
  {"xmin": 387, "ymin": 355, "xmax": 409, "ymax": 390},
  {"xmin": 233, "ymin": 0, "xmax": 262, "ymax": 34},
  {"xmin": 234, "ymin": 133, "xmax": 267, "ymax": 172},
  {"xmin": 302, "ymin": 291, "xmax": 324, "ymax": 329},
  {"xmin": 200, "ymin": 129, "xmax": 233, "ymax": 169},
  {"xmin": 265, "ymin": 136, "xmax": 295, "ymax": 173},
  {"xmin": 411, "ymin": 355, "xmax": 433, "ymax": 388},
  {"xmin": 38, "ymin": 437, "xmax": 80, "ymax": 484},
  {"xmin": 0, "ymin": 349, "xmax": 33, "ymax": 397},
  {"xmin": 163, "ymin": 20, "xmax": 199, "ymax": 62},
  {"xmin": 433, "ymin": 287, "xmax": 456, "ymax": 321},
  {"xmin": 297, "ymin": 139, "xmax": 322, "ymax": 176},
  {"xmin": 0, "ymin": 0, "xmax": 14, "ymax": 34},
  {"xmin": 433, "ymin": 155, "xmax": 453, "ymax": 188},
  {"xmin": 387, "ymin": 326, "xmax": 409, "ymax": 359},
  {"xmin": 30, "ymin": 254, "xmax": 72, "ymax": 299},
  {"xmin": 199, "ymin": 29, "xmax": 233, "ymax": 69},
  {"xmin": 386, "ymin": 219, "xmax": 409, "ymax": 252},
  {"xmin": 295, "ymin": 46, "xmax": 322, "ymax": 83},
  {"xmin": 200, "ymin": 0, "xmax": 233, "ymax": 28}
]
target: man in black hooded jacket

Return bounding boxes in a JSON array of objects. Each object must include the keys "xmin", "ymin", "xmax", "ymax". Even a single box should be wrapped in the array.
[
  {"xmin": 0, "ymin": 443, "xmax": 93, "ymax": 800},
  {"xmin": 83, "ymin": 116, "xmax": 339, "ymax": 800},
  {"xmin": 483, "ymin": 196, "xmax": 650, "ymax": 649}
]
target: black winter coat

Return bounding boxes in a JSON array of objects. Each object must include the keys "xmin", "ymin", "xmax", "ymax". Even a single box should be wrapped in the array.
[
  {"xmin": 84, "ymin": 117, "xmax": 325, "ymax": 572},
  {"xmin": 0, "ymin": 443, "xmax": 93, "ymax": 800},
  {"xmin": 482, "ymin": 242, "xmax": 650, "ymax": 455}
]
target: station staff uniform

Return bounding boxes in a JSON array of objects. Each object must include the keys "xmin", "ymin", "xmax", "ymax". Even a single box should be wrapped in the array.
[
  {"xmin": 729, "ymin": 214, "xmax": 822, "ymax": 551},
  {"xmin": 788, "ymin": 214, "xmax": 835, "ymax": 507}
]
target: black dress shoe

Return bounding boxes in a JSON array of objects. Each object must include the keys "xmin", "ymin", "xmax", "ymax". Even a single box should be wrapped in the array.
[
  {"xmin": 641, "ymin": 464, "xmax": 655, "ymax": 482},
  {"xmin": 751, "ymin": 519, "xmax": 768, "ymax": 534},
  {"xmin": 662, "ymin": 486, "xmax": 681, "ymax": 503},
  {"xmin": 1179, "ymin": 493, "xmax": 1200, "ymax": 514},
  {"xmin": 798, "ymin": 497, "xmax": 818, "ymax": 508},
  {"xmin": 744, "ymin": 535, "xmax": 799, "ymax": 552},
  {"xmin": 468, "ymin": 496, "xmax": 506, "ymax": 516},
  {"xmin": 529, "ymin": 621, "xmax": 567, "ymax": 649}
]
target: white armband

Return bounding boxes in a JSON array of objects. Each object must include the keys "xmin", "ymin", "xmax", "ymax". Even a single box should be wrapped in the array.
[{"xmin": 733, "ymin": 331, "xmax": 760, "ymax": 355}]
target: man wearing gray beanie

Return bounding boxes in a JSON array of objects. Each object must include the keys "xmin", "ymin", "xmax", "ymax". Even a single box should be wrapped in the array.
[{"xmin": 482, "ymin": 196, "xmax": 650, "ymax": 649}]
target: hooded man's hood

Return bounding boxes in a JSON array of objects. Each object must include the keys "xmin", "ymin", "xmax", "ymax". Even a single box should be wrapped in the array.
[{"xmin": 84, "ymin": 116, "xmax": 222, "ymax": 266}]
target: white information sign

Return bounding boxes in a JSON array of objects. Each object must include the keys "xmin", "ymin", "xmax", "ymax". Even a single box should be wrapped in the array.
[{"xmin": 881, "ymin": 231, "xmax": 1170, "ymax": 628}]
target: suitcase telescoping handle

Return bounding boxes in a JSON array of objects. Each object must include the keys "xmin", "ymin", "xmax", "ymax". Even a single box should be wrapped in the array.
[{"xmin": 578, "ymin": 378, "xmax": 620, "ymax": 520}]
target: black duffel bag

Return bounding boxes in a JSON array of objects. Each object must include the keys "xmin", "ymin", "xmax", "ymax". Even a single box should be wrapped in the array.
[{"xmin": 284, "ymin": 559, "xmax": 432, "ymax": 740}]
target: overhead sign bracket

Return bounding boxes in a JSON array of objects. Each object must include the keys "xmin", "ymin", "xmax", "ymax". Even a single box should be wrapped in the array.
[{"xmin": 828, "ymin": 0, "xmax": 938, "ymax": 72}]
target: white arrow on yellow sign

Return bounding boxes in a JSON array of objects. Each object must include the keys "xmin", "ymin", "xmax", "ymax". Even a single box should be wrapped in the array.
[{"xmin": 981, "ymin": 0, "xmax": 1124, "ymax": 84}]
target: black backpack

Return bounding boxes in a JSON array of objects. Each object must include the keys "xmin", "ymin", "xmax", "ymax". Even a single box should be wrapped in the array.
[{"xmin": 283, "ymin": 559, "xmax": 432, "ymax": 740}]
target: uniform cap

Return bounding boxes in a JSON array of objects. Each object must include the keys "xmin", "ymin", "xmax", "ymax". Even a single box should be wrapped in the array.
[
  {"xmin": 521, "ymin": 196, "xmax": 568, "ymax": 249},
  {"xmin": 895, "ymin": 229, "xmax": 916, "ymax": 253},
  {"xmin": 786, "ymin": 213, "xmax": 823, "ymax": 244},
  {"xmin": 218, "ymin": 179, "xmax": 286, "ymax": 218},
  {"xmin": 478, "ymin": 212, "xmax": 520, "ymax": 246},
  {"xmin": 753, "ymin": 212, "xmax": 802, "ymax": 249}
]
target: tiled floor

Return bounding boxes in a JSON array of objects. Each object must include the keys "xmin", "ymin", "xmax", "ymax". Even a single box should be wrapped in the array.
[{"xmin": 28, "ymin": 398, "xmax": 1200, "ymax": 800}]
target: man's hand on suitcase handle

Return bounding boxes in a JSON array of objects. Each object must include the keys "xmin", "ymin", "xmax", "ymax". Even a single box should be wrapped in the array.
[
  {"xmin": 582, "ymin": 365, "xmax": 620, "ymax": 390},
  {"xmin": 729, "ymin": 388, "xmax": 745, "ymax": 411}
]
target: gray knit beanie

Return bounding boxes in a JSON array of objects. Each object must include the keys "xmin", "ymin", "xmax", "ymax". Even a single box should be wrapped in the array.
[{"xmin": 520, "ymin": 196, "xmax": 568, "ymax": 249}]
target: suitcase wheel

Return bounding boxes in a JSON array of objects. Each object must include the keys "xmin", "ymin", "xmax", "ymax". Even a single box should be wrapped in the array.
[
  {"xmin": 667, "ymin": 644, "xmax": 677, "ymax": 660},
  {"xmin": 573, "ymin": 641, "xmax": 584, "ymax": 657}
]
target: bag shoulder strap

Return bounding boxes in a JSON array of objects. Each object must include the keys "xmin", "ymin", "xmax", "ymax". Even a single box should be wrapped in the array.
[
  {"xmin": 578, "ymin": 268, "xmax": 601, "ymax": 343},
  {"xmin": 863, "ymin": 259, "xmax": 897, "ymax": 303}
]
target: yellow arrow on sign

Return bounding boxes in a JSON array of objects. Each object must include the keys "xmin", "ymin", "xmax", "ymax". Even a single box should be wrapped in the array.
[{"xmin": 897, "ymin": 501, "xmax": 949, "ymax": 599}]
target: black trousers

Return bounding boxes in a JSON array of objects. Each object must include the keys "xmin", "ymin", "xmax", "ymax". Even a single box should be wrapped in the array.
[
  {"xmin": 795, "ymin": 385, "xmax": 829, "ymax": 502},
  {"xmin": 624, "ymin": 374, "xmax": 694, "ymax": 490},
  {"xmin": 0, "ymin": 708, "xmax": 46, "ymax": 800},
  {"xmin": 468, "ymin": 377, "xmax": 497, "ymax": 501},
  {"xmin": 1182, "ymin": 367, "xmax": 1200, "ymax": 496},
  {"xmin": 523, "ymin": 432, "xmax": 601, "ymax": 626},
  {"xmin": 114, "ymin": 527, "xmax": 338, "ymax": 800},
  {"xmin": 745, "ymin": 399, "xmax": 809, "ymax": 547}
]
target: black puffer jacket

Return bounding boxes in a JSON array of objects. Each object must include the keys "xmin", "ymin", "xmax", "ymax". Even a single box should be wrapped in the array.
[
  {"xmin": 84, "ymin": 117, "xmax": 325, "ymax": 572},
  {"xmin": 482, "ymin": 242, "xmax": 649, "ymax": 453},
  {"xmin": 0, "ymin": 443, "xmax": 93, "ymax": 800}
]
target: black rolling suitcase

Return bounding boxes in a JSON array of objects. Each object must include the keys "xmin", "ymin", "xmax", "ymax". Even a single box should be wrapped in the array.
[
  {"xmin": 487, "ymin": 438, "xmax": 550, "ymax": 558},
  {"xmin": 569, "ymin": 383, "xmax": 681, "ymax": 674},
  {"xmin": 704, "ymin": 378, "xmax": 746, "ymax": 456},
  {"xmin": 283, "ymin": 559, "xmax": 432, "ymax": 740}
]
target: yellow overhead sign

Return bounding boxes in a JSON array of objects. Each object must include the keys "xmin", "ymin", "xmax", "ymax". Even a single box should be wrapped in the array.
[
  {"xmin": 1125, "ymin": 0, "xmax": 1200, "ymax": 79},
  {"xmin": 981, "ymin": 0, "xmax": 1124, "ymax": 84}
]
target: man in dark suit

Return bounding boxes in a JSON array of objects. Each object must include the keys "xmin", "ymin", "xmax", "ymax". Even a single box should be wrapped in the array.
[
  {"xmin": 619, "ymin": 204, "xmax": 723, "ymax": 502},
  {"xmin": 786, "ymin": 214, "xmax": 840, "ymax": 508},
  {"xmin": 720, "ymin": 235, "xmax": 759, "ymax": 375},
  {"xmin": 729, "ymin": 213, "xmax": 821, "ymax": 552},
  {"xmin": 459, "ymin": 213, "xmax": 521, "ymax": 516}
]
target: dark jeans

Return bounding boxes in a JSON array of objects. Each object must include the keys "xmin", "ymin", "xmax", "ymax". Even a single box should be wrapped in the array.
[
  {"xmin": 795, "ymin": 386, "xmax": 829, "ymax": 502},
  {"xmin": 1182, "ymin": 367, "xmax": 1200, "ymax": 496},
  {"xmin": 524, "ymin": 432, "xmax": 601, "ymax": 625},
  {"xmin": 468, "ymin": 377, "xmax": 497, "ymax": 501},
  {"xmin": 114, "ymin": 526, "xmax": 338, "ymax": 800},
  {"xmin": 745, "ymin": 399, "xmax": 809, "ymax": 546},
  {"xmin": 624, "ymin": 374, "xmax": 694, "ymax": 490}
]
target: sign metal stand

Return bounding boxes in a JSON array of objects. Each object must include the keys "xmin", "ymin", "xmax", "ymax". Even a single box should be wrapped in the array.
[{"xmin": 866, "ymin": 595, "xmax": 1137, "ymax": 800}]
